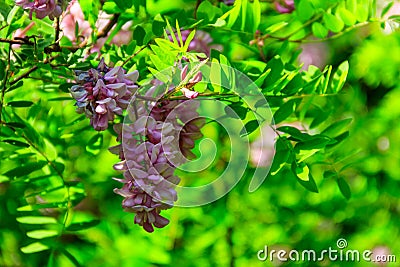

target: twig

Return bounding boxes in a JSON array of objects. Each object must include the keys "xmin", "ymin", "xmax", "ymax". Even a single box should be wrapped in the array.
[
  {"xmin": 122, "ymin": 45, "xmax": 147, "ymax": 66},
  {"xmin": 0, "ymin": 44, "xmax": 11, "ymax": 125},
  {"xmin": 97, "ymin": 13, "xmax": 120, "ymax": 39},
  {"xmin": 0, "ymin": 37, "xmax": 33, "ymax": 45},
  {"xmin": 194, "ymin": 0, "xmax": 203, "ymax": 19},
  {"xmin": 9, "ymin": 55, "xmax": 60, "ymax": 86},
  {"xmin": 54, "ymin": 16, "xmax": 61, "ymax": 44}
]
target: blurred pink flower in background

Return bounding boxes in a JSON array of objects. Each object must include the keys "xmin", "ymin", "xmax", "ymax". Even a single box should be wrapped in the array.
[
  {"xmin": 12, "ymin": 21, "xmax": 35, "ymax": 49},
  {"xmin": 371, "ymin": 245, "xmax": 392, "ymax": 267},
  {"xmin": 250, "ymin": 125, "xmax": 276, "ymax": 168},
  {"xmin": 298, "ymin": 42, "xmax": 329, "ymax": 70},
  {"xmin": 380, "ymin": 1, "xmax": 400, "ymax": 33},
  {"xmin": 169, "ymin": 30, "xmax": 222, "ymax": 56},
  {"xmin": 61, "ymin": 0, "xmax": 132, "ymax": 53},
  {"xmin": 275, "ymin": 0, "xmax": 295, "ymax": 14}
]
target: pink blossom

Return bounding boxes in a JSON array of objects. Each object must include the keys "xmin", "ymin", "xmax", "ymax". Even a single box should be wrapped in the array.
[
  {"xmin": 16, "ymin": 0, "xmax": 63, "ymax": 20},
  {"xmin": 112, "ymin": 76, "xmax": 204, "ymax": 232},
  {"xmin": 70, "ymin": 59, "xmax": 139, "ymax": 131},
  {"xmin": 61, "ymin": 0, "xmax": 132, "ymax": 52},
  {"xmin": 275, "ymin": 0, "xmax": 295, "ymax": 14}
]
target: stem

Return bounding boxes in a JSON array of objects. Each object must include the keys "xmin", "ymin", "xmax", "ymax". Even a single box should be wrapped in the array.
[
  {"xmin": 9, "ymin": 55, "xmax": 59, "ymax": 86},
  {"xmin": 194, "ymin": 0, "xmax": 202, "ymax": 19},
  {"xmin": 54, "ymin": 17, "xmax": 60, "ymax": 44},
  {"xmin": 0, "ymin": 44, "xmax": 11, "ymax": 126},
  {"xmin": 97, "ymin": 14, "xmax": 120, "ymax": 39},
  {"xmin": 0, "ymin": 38, "xmax": 33, "ymax": 45},
  {"xmin": 121, "ymin": 45, "xmax": 147, "ymax": 66}
]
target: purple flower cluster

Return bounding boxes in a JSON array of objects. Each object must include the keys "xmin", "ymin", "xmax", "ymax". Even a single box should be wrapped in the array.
[
  {"xmin": 111, "ymin": 68, "xmax": 205, "ymax": 232},
  {"xmin": 70, "ymin": 59, "xmax": 139, "ymax": 131},
  {"xmin": 275, "ymin": 0, "xmax": 295, "ymax": 14},
  {"xmin": 15, "ymin": 0, "xmax": 67, "ymax": 20}
]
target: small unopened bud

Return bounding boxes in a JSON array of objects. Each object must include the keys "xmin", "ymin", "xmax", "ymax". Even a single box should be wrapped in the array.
[
  {"xmin": 181, "ymin": 65, "xmax": 189, "ymax": 80},
  {"xmin": 181, "ymin": 88, "xmax": 199, "ymax": 99}
]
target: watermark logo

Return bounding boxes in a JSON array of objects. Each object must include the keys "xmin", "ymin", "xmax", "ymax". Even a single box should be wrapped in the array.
[
  {"xmin": 257, "ymin": 238, "xmax": 397, "ymax": 264},
  {"xmin": 123, "ymin": 62, "xmax": 275, "ymax": 207}
]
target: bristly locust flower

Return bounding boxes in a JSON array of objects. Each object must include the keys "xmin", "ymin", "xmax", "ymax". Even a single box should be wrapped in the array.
[
  {"xmin": 69, "ymin": 58, "xmax": 139, "ymax": 131},
  {"xmin": 15, "ymin": 0, "xmax": 69, "ymax": 20}
]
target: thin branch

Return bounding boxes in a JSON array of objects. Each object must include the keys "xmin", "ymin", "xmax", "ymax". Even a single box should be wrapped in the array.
[
  {"xmin": 0, "ymin": 44, "xmax": 11, "ymax": 125},
  {"xmin": 9, "ymin": 55, "xmax": 59, "ymax": 86},
  {"xmin": 194, "ymin": 0, "xmax": 203, "ymax": 19},
  {"xmin": 0, "ymin": 37, "xmax": 33, "ymax": 45},
  {"xmin": 122, "ymin": 45, "xmax": 147, "ymax": 66},
  {"xmin": 54, "ymin": 16, "xmax": 61, "ymax": 44},
  {"xmin": 97, "ymin": 13, "xmax": 120, "ymax": 39}
]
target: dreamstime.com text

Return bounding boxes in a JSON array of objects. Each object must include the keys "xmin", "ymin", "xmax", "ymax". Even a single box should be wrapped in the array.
[{"xmin": 257, "ymin": 238, "xmax": 396, "ymax": 263}]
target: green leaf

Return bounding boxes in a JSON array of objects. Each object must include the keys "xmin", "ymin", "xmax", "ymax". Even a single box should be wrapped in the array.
[
  {"xmin": 26, "ymin": 230, "xmax": 59, "ymax": 239},
  {"xmin": 133, "ymin": 26, "xmax": 146, "ymax": 46},
  {"xmin": 4, "ymin": 161, "xmax": 47, "ymax": 179},
  {"xmin": 197, "ymin": 0, "xmax": 222, "ymax": 23},
  {"xmin": 252, "ymin": 0, "xmax": 261, "ymax": 32},
  {"xmin": 265, "ymin": 22, "xmax": 288, "ymax": 34},
  {"xmin": 59, "ymin": 83, "xmax": 75, "ymax": 93},
  {"xmin": 152, "ymin": 17, "xmax": 166, "ymax": 36},
  {"xmin": 356, "ymin": 0, "xmax": 369, "ymax": 22},
  {"xmin": 295, "ymin": 135, "xmax": 332, "ymax": 150},
  {"xmin": 208, "ymin": 18, "xmax": 226, "ymax": 27},
  {"xmin": 262, "ymin": 56, "xmax": 284, "ymax": 92},
  {"xmin": 5, "ymin": 122, "xmax": 26, "ymax": 129},
  {"xmin": 312, "ymin": 22, "xmax": 329, "ymax": 38},
  {"xmin": 7, "ymin": 101, "xmax": 34, "ymax": 108},
  {"xmin": 281, "ymin": 73, "xmax": 304, "ymax": 95},
  {"xmin": 112, "ymin": 0, "xmax": 132, "ymax": 10},
  {"xmin": 272, "ymin": 99, "xmax": 300, "ymax": 124},
  {"xmin": 270, "ymin": 137, "xmax": 291, "ymax": 175},
  {"xmin": 86, "ymin": 133, "xmax": 103, "ymax": 155},
  {"xmin": 323, "ymin": 13, "xmax": 345, "ymax": 33},
  {"xmin": 240, "ymin": 120, "xmax": 259, "ymax": 137},
  {"xmin": 381, "ymin": 1, "xmax": 394, "ymax": 18},
  {"xmin": 277, "ymin": 126, "xmax": 310, "ymax": 141},
  {"xmin": 291, "ymin": 162, "xmax": 319, "ymax": 193},
  {"xmin": 323, "ymin": 170, "xmax": 337, "ymax": 179},
  {"xmin": 79, "ymin": 0, "xmax": 100, "ymax": 29},
  {"xmin": 16, "ymin": 216, "xmax": 58, "ymax": 225},
  {"xmin": 309, "ymin": 107, "xmax": 331, "ymax": 128},
  {"xmin": 321, "ymin": 118, "xmax": 352, "ymax": 137},
  {"xmin": 0, "ymin": 60, "xmax": 5, "ymax": 80},
  {"xmin": 337, "ymin": 8, "xmax": 356, "ymax": 26},
  {"xmin": 2, "ymin": 139, "xmax": 30, "ymax": 147},
  {"xmin": 66, "ymin": 219, "xmax": 101, "ymax": 231},
  {"xmin": 17, "ymin": 201, "xmax": 68, "ymax": 211},
  {"xmin": 225, "ymin": 103, "xmax": 247, "ymax": 120},
  {"xmin": 297, "ymin": 0, "xmax": 315, "ymax": 21},
  {"xmin": 337, "ymin": 177, "xmax": 351, "ymax": 199},
  {"xmin": 21, "ymin": 242, "xmax": 49, "ymax": 254},
  {"xmin": 183, "ymin": 30, "xmax": 196, "ymax": 52},
  {"xmin": 331, "ymin": 61, "xmax": 349, "ymax": 93}
]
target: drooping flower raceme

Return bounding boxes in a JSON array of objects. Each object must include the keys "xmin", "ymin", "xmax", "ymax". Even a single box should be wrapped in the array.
[
  {"xmin": 15, "ymin": 0, "xmax": 67, "ymax": 20},
  {"xmin": 110, "ymin": 66, "xmax": 205, "ymax": 232},
  {"xmin": 69, "ymin": 59, "xmax": 139, "ymax": 131},
  {"xmin": 69, "ymin": 60, "xmax": 204, "ymax": 232}
]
